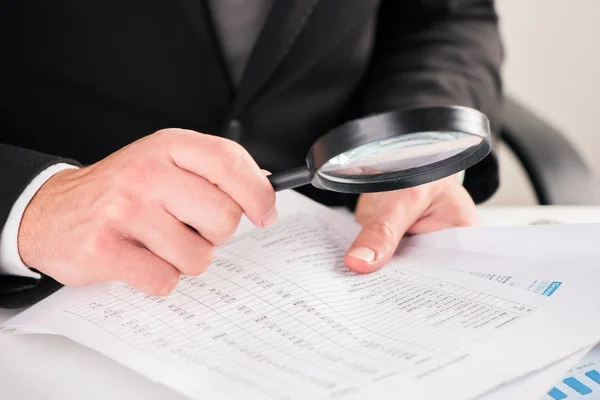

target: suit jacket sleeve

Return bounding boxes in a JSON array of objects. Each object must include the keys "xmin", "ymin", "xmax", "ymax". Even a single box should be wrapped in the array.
[
  {"xmin": 353, "ymin": 0, "xmax": 504, "ymax": 203},
  {"xmin": 0, "ymin": 144, "xmax": 78, "ymax": 308}
]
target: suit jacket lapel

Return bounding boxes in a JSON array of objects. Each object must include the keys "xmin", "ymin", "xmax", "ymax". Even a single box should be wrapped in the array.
[
  {"xmin": 175, "ymin": 0, "xmax": 235, "ymax": 98},
  {"xmin": 233, "ymin": 0, "xmax": 379, "ymax": 117},
  {"xmin": 231, "ymin": 0, "xmax": 320, "ymax": 116},
  {"xmin": 174, "ymin": 0, "xmax": 377, "ymax": 122}
]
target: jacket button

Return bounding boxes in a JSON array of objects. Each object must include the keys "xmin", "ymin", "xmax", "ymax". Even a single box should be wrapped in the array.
[{"xmin": 225, "ymin": 119, "xmax": 243, "ymax": 142}]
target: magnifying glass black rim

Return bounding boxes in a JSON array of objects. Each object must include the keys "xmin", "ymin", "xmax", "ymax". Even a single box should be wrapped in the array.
[
  {"xmin": 311, "ymin": 139, "xmax": 491, "ymax": 193},
  {"xmin": 306, "ymin": 105, "xmax": 492, "ymax": 193}
]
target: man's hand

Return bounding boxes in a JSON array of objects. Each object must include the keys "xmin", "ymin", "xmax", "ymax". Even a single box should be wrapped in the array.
[
  {"xmin": 344, "ymin": 175, "xmax": 480, "ymax": 273},
  {"xmin": 18, "ymin": 129, "xmax": 277, "ymax": 295}
]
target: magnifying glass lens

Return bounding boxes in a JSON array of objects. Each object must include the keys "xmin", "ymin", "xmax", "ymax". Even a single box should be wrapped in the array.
[
  {"xmin": 267, "ymin": 106, "xmax": 491, "ymax": 193},
  {"xmin": 317, "ymin": 131, "xmax": 483, "ymax": 177}
]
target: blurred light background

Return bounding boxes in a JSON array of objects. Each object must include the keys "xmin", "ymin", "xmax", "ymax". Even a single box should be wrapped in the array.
[{"xmin": 485, "ymin": 0, "xmax": 600, "ymax": 205}]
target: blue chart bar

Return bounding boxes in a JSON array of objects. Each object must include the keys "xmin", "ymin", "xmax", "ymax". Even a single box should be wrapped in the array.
[
  {"xmin": 547, "ymin": 387, "xmax": 567, "ymax": 400},
  {"xmin": 585, "ymin": 369, "xmax": 600, "ymax": 385},
  {"xmin": 563, "ymin": 377, "xmax": 593, "ymax": 395}
]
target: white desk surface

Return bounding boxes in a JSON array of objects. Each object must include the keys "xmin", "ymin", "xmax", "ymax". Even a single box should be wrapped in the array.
[
  {"xmin": 2, "ymin": 206, "xmax": 600, "ymax": 400},
  {"xmin": 477, "ymin": 205, "xmax": 600, "ymax": 226}
]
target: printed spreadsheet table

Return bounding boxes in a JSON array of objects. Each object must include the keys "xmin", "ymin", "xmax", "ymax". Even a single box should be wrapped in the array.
[{"xmin": 63, "ymin": 219, "xmax": 535, "ymax": 400}]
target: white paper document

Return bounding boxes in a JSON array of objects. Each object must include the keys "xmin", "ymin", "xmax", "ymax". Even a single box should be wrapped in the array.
[
  {"xmin": 404, "ymin": 222, "xmax": 600, "ymax": 260},
  {"xmin": 466, "ymin": 264, "xmax": 600, "ymax": 400},
  {"xmin": 403, "ymin": 223, "xmax": 600, "ymax": 400},
  {"xmin": 3, "ymin": 192, "xmax": 600, "ymax": 400},
  {"xmin": 541, "ymin": 344, "xmax": 600, "ymax": 399}
]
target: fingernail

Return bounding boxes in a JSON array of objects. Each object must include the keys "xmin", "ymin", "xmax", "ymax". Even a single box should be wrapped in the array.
[
  {"xmin": 348, "ymin": 246, "xmax": 376, "ymax": 263},
  {"xmin": 261, "ymin": 208, "xmax": 278, "ymax": 227}
]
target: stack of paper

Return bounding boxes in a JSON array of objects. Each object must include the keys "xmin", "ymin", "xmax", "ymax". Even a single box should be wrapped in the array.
[{"xmin": 3, "ymin": 191, "xmax": 599, "ymax": 400}]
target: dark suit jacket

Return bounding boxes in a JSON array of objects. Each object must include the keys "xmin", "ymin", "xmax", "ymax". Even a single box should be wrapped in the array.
[{"xmin": 0, "ymin": 0, "xmax": 503, "ymax": 307}]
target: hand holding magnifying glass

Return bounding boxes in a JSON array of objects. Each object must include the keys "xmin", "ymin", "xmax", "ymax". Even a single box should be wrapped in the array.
[{"xmin": 267, "ymin": 105, "xmax": 491, "ymax": 193}]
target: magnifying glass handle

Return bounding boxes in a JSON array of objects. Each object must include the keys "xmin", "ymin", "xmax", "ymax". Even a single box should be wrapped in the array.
[{"xmin": 268, "ymin": 167, "xmax": 312, "ymax": 192}]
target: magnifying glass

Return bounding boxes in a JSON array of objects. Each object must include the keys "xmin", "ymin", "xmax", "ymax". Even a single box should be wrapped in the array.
[{"xmin": 267, "ymin": 105, "xmax": 492, "ymax": 193}]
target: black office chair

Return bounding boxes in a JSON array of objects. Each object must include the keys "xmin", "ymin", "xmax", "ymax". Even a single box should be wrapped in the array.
[{"xmin": 500, "ymin": 97, "xmax": 598, "ymax": 205}]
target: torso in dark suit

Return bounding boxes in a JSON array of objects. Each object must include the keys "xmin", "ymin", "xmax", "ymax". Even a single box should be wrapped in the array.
[{"xmin": 0, "ymin": 0, "xmax": 503, "ymax": 307}]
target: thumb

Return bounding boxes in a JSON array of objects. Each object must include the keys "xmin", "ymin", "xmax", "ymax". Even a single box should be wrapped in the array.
[{"xmin": 344, "ymin": 194, "xmax": 428, "ymax": 274}]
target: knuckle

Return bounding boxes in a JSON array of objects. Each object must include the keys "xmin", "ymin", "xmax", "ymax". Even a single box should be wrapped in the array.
[
  {"xmin": 154, "ymin": 128, "xmax": 186, "ymax": 140},
  {"xmin": 152, "ymin": 129, "xmax": 173, "ymax": 141},
  {"xmin": 179, "ymin": 244, "xmax": 214, "ymax": 276},
  {"xmin": 99, "ymin": 194, "xmax": 135, "ymax": 226},
  {"xmin": 160, "ymin": 129, "xmax": 208, "ymax": 159},
  {"xmin": 370, "ymin": 218, "xmax": 396, "ymax": 241},
  {"xmin": 151, "ymin": 129, "xmax": 182, "ymax": 150},
  {"xmin": 217, "ymin": 140, "xmax": 250, "ymax": 172},
  {"xmin": 220, "ymin": 201, "xmax": 243, "ymax": 234},
  {"xmin": 155, "ymin": 128, "xmax": 204, "ymax": 147},
  {"xmin": 81, "ymin": 225, "xmax": 115, "ymax": 260},
  {"xmin": 155, "ymin": 128, "xmax": 177, "ymax": 137}
]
